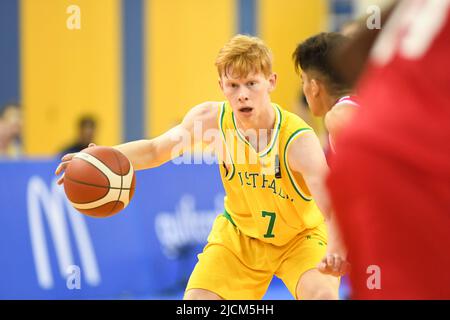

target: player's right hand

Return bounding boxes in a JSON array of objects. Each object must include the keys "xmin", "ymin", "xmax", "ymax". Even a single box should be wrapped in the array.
[
  {"xmin": 55, "ymin": 143, "xmax": 96, "ymax": 185},
  {"xmin": 317, "ymin": 252, "xmax": 350, "ymax": 277}
]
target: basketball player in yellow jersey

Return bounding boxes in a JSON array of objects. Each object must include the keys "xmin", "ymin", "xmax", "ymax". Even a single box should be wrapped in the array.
[{"xmin": 55, "ymin": 35, "xmax": 348, "ymax": 299}]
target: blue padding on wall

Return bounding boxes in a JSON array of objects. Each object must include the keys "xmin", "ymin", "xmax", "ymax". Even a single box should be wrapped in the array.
[
  {"xmin": 122, "ymin": 0, "xmax": 145, "ymax": 141},
  {"xmin": 0, "ymin": 160, "xmax": 223, "ymax": 298},
  {"xmin": 238, "ymin": 0, "xmax": 257, "ymax": 35},
  {"xmin": 0, "ymin": 0, "xmax": 20, "ymax": 107}
]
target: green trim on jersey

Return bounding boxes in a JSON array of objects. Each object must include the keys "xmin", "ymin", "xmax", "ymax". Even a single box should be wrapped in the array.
[
  {"xmin": 283, "ymin": 128, "xmax": 313, "ymax": 202},
  {"xmin": 259, "ymin": 104, "xmax": 282, "ymax": 157},
  {"xmin": 223, "ymin": 209, "xmax": 237, "ymax": 227},
  {"xmin": 219, "ymin": 103, "xmax": 235, "ymax": 180},
  {"xmin": 231, "ymin": 110, "xmax": 250, "ymax": 147},
  {"xmin": 231, "ymin": 103, "xmax": 282, "ymax": 158}
]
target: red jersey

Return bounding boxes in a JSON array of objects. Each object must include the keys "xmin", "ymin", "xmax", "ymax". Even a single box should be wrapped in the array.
[
  {"xmin": 328, "ymin": 95, "xmax": 360, "ymax": 153},
  {"xmin": 327, "ymin": 0, "xmax": 450, "ymax": 299}
]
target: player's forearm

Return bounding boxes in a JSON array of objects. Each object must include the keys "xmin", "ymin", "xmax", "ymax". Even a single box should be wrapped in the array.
[
  {"xmin": 305, "ymin": 175, "xmax": 347, "ymax": 256},
  {"xmin": 112, "ymin": 139, "xmax": 163, "ymax": 171},
  {"xmin": 324, "ymin": 212, "xmax": 347, "ymax": 257},
  {"xmin": 315, "ymin": 194, "xmax": 346, "ymax": 256},
  {"xmin": 304, "ymin": 173, "xmax": 333, "ymax": 220}
]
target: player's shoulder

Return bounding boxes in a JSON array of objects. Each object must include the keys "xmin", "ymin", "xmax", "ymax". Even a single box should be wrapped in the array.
[
  {"xmin": 334, "ymin": 95, "xmax": 360, "ymax": 108},
  {"xmin": 325, "ymin": 100, "xmax": 358, "ymax": 128},
  {"xmin": 276, "ymin": 103, "xmax": 313, "ymax": 140},
  {"xmin": 186, "ymin": 101, "xmax": 221, "ymax": 122},
  {"xmin": 325, "ymin": 97, "xmax": 359, "ymax": 138},
  {"xmin": 190, "ymin": 101, "xmax": 221, "ymax": 117},
  {"xmin": 180, "ymin": 101, "xmax": 221, "ymax": 131}
]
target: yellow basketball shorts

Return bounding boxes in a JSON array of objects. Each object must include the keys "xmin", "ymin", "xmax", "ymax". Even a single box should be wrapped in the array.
[{"xmin": 185, "ymin": 214, "xmax": 328, "ymax": 300}]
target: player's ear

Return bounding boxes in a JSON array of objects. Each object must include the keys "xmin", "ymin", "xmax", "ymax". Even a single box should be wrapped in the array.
[
  {"xmin": 310, "ymin": 79, "xmax": 320, "ymax": 97},
  {"xmin": 218, "ymin": 77, "xmax": 224, "ymax": 91},
  {"xmin": 268, "ymin": 73, "xmax": 277, "ymax": 92}
]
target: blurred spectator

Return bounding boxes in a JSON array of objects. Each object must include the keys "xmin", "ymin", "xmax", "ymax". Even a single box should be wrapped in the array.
[
  {"xmin": 60, "ymin": 115, "xmax": 97, "ymax": 155},
  {"xmin": 0, "ymin": 103, "xmax": 23, "ymax": 158}
]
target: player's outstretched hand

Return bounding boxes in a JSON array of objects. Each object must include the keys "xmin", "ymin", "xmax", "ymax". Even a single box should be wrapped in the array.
[
  {"xmin": 55, "ymin": 143, "xmax": 96, "ymax": 185},
  {"xmin": 317, "ymin": 253, "xmax": 350, "ymax": 277}
]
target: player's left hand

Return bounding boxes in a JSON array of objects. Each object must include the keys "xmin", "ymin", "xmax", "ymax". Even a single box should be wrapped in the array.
[
  {"xmin": 55, "ymin": 143, "xmax": 97, "ymax": 185},
  {"xmin": 317, "ymin": 253, "xmax": 350, "ymax": 277}
]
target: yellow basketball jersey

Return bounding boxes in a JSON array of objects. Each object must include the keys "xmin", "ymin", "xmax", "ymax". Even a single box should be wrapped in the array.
[{"xmin": 217, "ymin": 101, "xmax": 325, "ymax": 246}]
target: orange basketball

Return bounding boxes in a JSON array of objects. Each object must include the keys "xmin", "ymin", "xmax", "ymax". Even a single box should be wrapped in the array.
[{"xmin": 63, "ymin": 146, "xmax": 136, "ymax": 218}]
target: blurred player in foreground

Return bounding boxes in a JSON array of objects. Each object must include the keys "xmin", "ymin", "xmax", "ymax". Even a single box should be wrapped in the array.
[
  {"xmin": 327, "ymin": 0, "xmax": 450, "ymax": 299},
  {"xmin": 56, "ymin": 35, "xmax": 348, "ymax": 300}
]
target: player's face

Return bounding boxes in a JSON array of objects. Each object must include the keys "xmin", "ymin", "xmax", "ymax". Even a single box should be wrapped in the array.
[
  {"xmin": 301, "ymin": 71, "xmax": 324, "ymax": 116},
  {"xmin": 219, "ymin": 71, "xmax": 276, "ymax": 122}
]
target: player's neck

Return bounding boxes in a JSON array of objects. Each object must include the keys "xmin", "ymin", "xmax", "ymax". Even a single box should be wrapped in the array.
[
  {"xmin": 234, "ymin": 102, "xmax": 276, "ymax": 151},
  {"xmin": 236, "ymin": 102, "xmax": 274, "ymax": 131}
]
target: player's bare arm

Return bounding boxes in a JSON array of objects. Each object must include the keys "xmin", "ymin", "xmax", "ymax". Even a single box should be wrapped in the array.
[
  {"xmin": 55, "ymin": 101, "xmax": 220, "ymax": 184},
  {"xmin": 287, "ymin": 130, "xmax": 349, "ymax": 277},
  {"xmin": 112, "ymin": 101, "xmax": 219, "ymax": 170},
  {"xmin": 325, "ymin": 102, "xmax": 356, "ymax": 146}
]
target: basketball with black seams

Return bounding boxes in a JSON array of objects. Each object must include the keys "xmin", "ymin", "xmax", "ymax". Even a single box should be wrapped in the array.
[{"xmin": 63, "ymin": 146, "xmax": 136, "ymax": 218}]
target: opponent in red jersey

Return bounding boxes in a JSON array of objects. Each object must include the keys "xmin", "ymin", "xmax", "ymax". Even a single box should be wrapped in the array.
[
  {"xmin": 293, "ymin": 33, "xmax": 359, "ymax": 154},
  {"xmin": 326, "ymin": 95, "xmax": 359, "ymax": 153},
  {"xmin": 292, "ymin": 33, "xmax": 361, "ymax": 277},
  {"xmin": 327, "ymin": 0, "xmax": 450, "ymax": 299}
]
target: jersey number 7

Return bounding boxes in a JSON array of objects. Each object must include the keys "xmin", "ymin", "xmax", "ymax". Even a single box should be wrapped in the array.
[{"xmin": 262, "ymin": 211, "xmax": 276, "ymax": 238}]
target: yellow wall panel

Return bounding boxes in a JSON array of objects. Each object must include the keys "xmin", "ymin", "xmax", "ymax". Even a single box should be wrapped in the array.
[
  {"xmin": 21, "ymin": 0, "xmax": 122, "ymax": 155},
  {"xmin": 259, "ymin": 0, "xmax": 327, "ymax": 112},
  {"xmin": 146, "ymin": 0, "xmax": 236, "ymax": 137}
]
